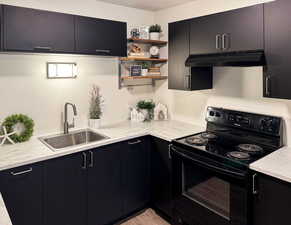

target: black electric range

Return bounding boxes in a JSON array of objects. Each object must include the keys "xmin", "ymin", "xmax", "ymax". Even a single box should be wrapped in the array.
[{"xmin": 171, "ymin": 107, "xmax": 283, "ymax": 225}]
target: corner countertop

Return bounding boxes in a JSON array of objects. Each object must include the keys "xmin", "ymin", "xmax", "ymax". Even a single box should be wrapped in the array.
[
  {"xmin": 0, "ymin": 193, "xmax": 12, "ymax": 225},
  {"xmin": 0, "ymin": 120, "xmax": 204, "ymax": 172},
  {"xmin": 250, "ymin": 146, "xmax": 291, "ymax": 183}
]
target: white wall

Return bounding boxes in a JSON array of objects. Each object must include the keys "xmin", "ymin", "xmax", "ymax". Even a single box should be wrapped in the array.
[
  {"xmin": 0, "ymin": 0, "xmax": 155, "ymax": 135},
  {"xmin": 153, "ymin": 0, "xmax": 291, "ymax": 131}
]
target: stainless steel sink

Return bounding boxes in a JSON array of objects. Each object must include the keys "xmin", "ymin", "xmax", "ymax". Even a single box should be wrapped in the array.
[{"xmin": 39, "ymin": 129, "xmax": 109, "ymax": 151}]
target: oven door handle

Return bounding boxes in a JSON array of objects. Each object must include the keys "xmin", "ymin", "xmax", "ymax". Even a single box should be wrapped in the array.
[{"xmin": 171, "ymin": 147, "xmax": 247, "ymax": 179}]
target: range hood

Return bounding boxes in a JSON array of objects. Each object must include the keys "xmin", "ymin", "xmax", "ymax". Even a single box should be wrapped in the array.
[{"xmin": 185, "ymin": 50, "xmax": 265, "ymax": 67}]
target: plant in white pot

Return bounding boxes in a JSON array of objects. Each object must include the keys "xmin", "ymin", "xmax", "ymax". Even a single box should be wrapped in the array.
[
  {"xmin": 136, "ymin": 100, "xmax": 156, "ymax": 121},
  {"xmin": 149, "ymin": 24, "xmax": 162, "ymax": 40},
  {"xmin": 141, "ymin": 62, "xmax": 151, "ymax": 76},
  {"xmin": 89, "ymin": 85, "xmax": 103, "ymax": 129}
]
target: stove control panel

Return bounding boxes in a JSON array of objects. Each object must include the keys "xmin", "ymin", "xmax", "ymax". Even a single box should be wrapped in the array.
[{"xmin": 206, "ymin": 107, "xmax": 282, "ymax": 136}]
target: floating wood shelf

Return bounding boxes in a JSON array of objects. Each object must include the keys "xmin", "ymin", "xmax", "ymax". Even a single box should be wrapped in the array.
[
  {"xmin": 122, "ymin": 75, "xmax": 168, "ymax": 80},
  {"xmin": 127, "ymin": 38, "xmax": 168, "ymax": 45},
  {"xmin": 120, "ymin": 57, "xmax": 168, "ymax": 63}
]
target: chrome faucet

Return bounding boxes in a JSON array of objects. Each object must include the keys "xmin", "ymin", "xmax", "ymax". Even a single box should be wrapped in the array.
[{"xmin": 64, "ymin": 102, "xmax": 77, "ymax": 134}]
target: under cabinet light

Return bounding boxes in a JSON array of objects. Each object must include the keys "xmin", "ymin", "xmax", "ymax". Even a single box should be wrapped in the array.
[{"xmin": 47, "ymin": 62, "xmax": 77, "ymax": 79}]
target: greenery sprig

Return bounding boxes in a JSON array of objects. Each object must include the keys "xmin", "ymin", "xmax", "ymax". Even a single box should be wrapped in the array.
[
  {"xmin": 149, "ymin": 24, "xmax": 162, "ymax": 33},
  {"xmin": 89, "ymin": 85, "xmax": 104, "ymax": 119}
]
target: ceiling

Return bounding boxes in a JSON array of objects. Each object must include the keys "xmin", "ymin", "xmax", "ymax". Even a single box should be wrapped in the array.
[{"xmin": 96, "ymin": 0, "xmax": 196, "ymax": 11}]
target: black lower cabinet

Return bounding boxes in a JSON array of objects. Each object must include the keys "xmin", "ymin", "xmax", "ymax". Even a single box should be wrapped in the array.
[
  {"xmin": 253, "ymin": 172, "xmax": 291, "ymax": 225},
  {"xmin": 87, "ymin": 146, "xmax": 123, "ymax": 225},
  {"xmin": 123, "ymin": 137, "xmax": 151, "ymax": 215},
  {"xmin": 43, "ymin": 152, "xmax": 87, "ymax": 225},
  {"xmin": 0, "ymin": 163, "xmax": 43, "ymax": 225},
  {"xmin": 150, "ymin": 137, "xmax": 172, "ymax": 220}
]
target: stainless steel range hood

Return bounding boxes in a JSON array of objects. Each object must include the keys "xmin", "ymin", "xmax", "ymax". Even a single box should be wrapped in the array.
[{"xmin": 185, "ymin": 50, "xmax": 265, "ymax": 67}]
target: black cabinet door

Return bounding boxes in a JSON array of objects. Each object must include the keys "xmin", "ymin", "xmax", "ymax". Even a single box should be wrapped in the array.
[
  {"xmin": 75, "ymin": 16, "xmax": 127, "ymax": 56},
  {"xmin": 87, "ymin": 145, "xmax": 123, "ymax": 225},
  {"xmin": 190, "ymin": 5, "xmax": 263, "ymax": 54},
  {"xmin": 169, "ymin": 20, "xmax": 191, "ymax": 90},
  {"xmin": 220, "ymin": 5, "xmax": 263, "ymax": 52},
  {"xmin": 253, "ymin": 173, "xmax": 291, "ymax": 225},
  {"xmin": 0, "ymin": 164, "xmax": 42, "ymax": 225},
  {"xmin": 190, "ymin": 14, "xmax": 224, "ymax": 54},
  {"xmin": 169, "ymin": 20, "xmax": 213, "ymax": 91},
  {"xmin": 151, "ymin": 137, "xmax": 172, "ymax": 219},
  {"xmin": 264, "ymin": 0, "xmax": 291, "ymax": 99},
  {"xmin": 43, "ymin": 153, "xmax": 87, "ymax": 225},
  {"xmin": 2, "ymin": 5, "xmax": 75, "ymax": 53},
  {"xmin": 123, "ymin": 137, "xmax": 150, "ymax": 214}
]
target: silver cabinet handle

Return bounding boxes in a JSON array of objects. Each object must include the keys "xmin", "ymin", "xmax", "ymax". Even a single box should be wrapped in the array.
[
  {"xmin": 215, "ymin": 34, "xmax": 221, "ymax": 50},
  {"xmin": 253, "ymin": 174, "xmax": 258, "ymax": 195},
  {"xmin": 11, "ymin": 168, "xmax": 32, "ymax": 176},
  {"xmin": 168, "ymin": 144, "xmax": 172, "ymax": 159},
  {"xmin": 266, "ymin": 76, "xmax": 271, "ymax": 96},
  {"xmin": 185, "ymin": 75, "xmax": 191, "ymax": 90},
  {"xmin": 95, "ymin": 49, "xmax": 111, "ymax": 53},
  {"xmin": 222, "ymin": 34, "xmax": 227, "ymax": 50},
  {"xmin": 82, "ymin": 152, "xmax": 87, "ymax": 170},
  {"xmin": 34, "ymin": 46, "xmax": 52, "ymax": 50},
  {"xmin": 89, "ymin": 151, "xmax": 94, "ymax": 168},
  {"xmin": 128, "ymin": 140, "xmax": 142, "ymax": 145}
]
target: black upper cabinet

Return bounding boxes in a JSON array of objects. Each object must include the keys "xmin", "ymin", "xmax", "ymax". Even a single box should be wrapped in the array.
[
  {"xmin": 190, "ymin": 4, "xmax": 263, "ymax": 54},
  {"xmin": 0, "ymin": 163, "xmax": 43, "ymax": 225},
  {"xmin": 123, "ymin": 137, "xmax": 150, "ymax": 214},
  {"xmin": 75, "ymin": 16, "xmax": 127, "ymax": 56},
  {"xmin": 253, "ymin": 173, "xmax": 291, "ymax": 225},
  {"xmin": 264, "ymin": 0, "xmax": 291, "ymax": 99},
  {"xmin": 168, "ymin": 20, "xmax": 213, "ymax": 91},
  {"xmin": 151, "ymin": 137, "xmax": 172, "ymax": 219},
  {"xmin": 219, "ymin": 5, "xmax": 263, "ymax": 52},
  {"xmin": 168, "ymin": 20, "xmax": 191, "ymax": 90},
  {"xmin": 87, "ymin": 145, "xmax": 123, "ymax": 225},
  {"xmin": 43, "ymin": 153, "xmax": 87, "ymax": 225},
  {"xmin": 2, "ymin": 5, "xmax": 75, "ymax": 53}
]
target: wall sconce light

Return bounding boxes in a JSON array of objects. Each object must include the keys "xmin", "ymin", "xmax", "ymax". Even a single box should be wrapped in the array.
[{"xmin": 47, "ymin": 62, "xmax": 77, "ymax": 79}]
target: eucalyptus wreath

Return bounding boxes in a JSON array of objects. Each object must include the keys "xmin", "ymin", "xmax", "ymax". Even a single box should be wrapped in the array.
[{"xmin": 2, "ymin": 114, "xmax": 34, "ymax": 143}]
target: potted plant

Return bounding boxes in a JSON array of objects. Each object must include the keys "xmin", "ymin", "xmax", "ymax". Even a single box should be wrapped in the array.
[
  {"xmin": 136, "ymin": 100, "xmax": 156, "ymax": 121},
  {"xmin": 89, "ymin": 85, "xmax": 103, "ymax": 129},
  {"xmin": 149, "ymin": 24, "xmax": 162, "ymax": 40},
  {"xmin": 141, "ymin": 62, "xmax": 151, "ymax": 76}
]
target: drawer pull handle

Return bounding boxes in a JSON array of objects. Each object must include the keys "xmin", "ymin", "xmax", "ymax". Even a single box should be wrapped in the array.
[
  {"xmin": 128, "ymin": 140, "xmax": 142, "ymax": 145},
  {"xmin": 95, "ymin": 49, "xmax": 110, "ymax": 53},
  {"xmin": 34, "ymin": 46, "xmax": 52, "ymax": 50},
  {"xmin": 11, "ymin": 168, "xmax": 32, "ymax": 176}
]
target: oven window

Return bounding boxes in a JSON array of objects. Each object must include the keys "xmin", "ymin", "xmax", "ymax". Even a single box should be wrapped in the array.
[{"xmin": 182, "ymin": 161, "xmax": 230, "ymax": 220}]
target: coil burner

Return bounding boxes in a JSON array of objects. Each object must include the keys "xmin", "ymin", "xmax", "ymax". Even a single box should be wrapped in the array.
[
  {"xmin": 227, "ymin": 151, "xmax": 251, "ymax": 161},
  {"xmin": 237, "ymin": 144, "xmax": 263, "ymax": 155}
]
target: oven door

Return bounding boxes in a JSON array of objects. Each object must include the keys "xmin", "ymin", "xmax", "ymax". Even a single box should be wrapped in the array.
[{"xmin": 171, "ymin": 146, "xmax": 250, "ymax": 225}]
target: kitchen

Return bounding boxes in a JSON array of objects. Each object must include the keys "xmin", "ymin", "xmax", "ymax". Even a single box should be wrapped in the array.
[{"xmin": 1, "ymin": 0, "xmax": 291, "ymax": 225}]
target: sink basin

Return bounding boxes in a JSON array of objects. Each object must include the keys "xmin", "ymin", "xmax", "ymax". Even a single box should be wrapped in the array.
[{"xmin": 39, "ymin": 129, "xmax": 109, "ymax": 151}]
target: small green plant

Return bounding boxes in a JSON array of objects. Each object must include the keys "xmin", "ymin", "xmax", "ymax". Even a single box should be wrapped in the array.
[
  {"xmin": 149, "ymin": 24, "xmax": 162, "ymax": 33},
  {"xmin": 137, "ymin": 100, "xmax": 155, "ymax": 121},
  {"xmin": 137, "ymin": 100, "xmax": 155, "ymax": 110},
  {"xmin": 141, "ymin": 62, "xmax": 151, "ymax": 69},
  {"xmin": 89, "ymin": 85, "xmax": 103, "ymax": 119}
]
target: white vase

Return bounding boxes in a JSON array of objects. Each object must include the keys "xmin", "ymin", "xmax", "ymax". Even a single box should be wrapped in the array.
[
  {"xmin": 89, "ymin": 119, "xmax": 101, "ymax": 129},
  {"xmin": 150, "ymin": 32, "xmax": 160, "ymax": 40},
  {"xmin": 142, "ymin": 69, "xmax": 148, "ymax": 76}
]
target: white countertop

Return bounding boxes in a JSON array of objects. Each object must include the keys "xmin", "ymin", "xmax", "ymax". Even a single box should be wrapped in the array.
[
  {"xmin": 0, "ymin": 193, "xmax": 12, "ymax": 225},
  {"xmin": 0, "ymin": 120, "xmax": 204, "ymax": 172},
  {"xmin": 250, "ymin": 146, "xmax": 291, "ymax": 183}
]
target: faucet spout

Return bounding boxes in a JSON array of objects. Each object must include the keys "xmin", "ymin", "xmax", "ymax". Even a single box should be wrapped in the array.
[{"xmin": 64, "ymin": 102, "xmax": 78, "ymax": 134}]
